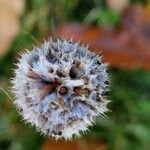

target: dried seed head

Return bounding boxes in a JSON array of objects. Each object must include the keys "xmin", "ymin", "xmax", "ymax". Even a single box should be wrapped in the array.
[{"xmin": 11, "ymin": 38, "xmax": 110, "ymax": 140}]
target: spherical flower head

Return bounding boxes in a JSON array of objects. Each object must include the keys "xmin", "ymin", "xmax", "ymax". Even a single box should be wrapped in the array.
[{"xmin": 12, "ymin": 38, "xmax": 110, "ymax": 140}]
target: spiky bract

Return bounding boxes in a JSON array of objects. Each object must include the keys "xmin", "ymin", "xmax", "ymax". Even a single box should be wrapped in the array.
[{"xmin": 12, "ymin": 38, "xmax": 110, "ymax": 139}]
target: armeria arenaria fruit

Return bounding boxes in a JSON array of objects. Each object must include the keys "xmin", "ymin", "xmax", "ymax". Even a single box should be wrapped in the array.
[{"xmin": 12, "ymin": 38, "xmax": 110, "ymax": 140}]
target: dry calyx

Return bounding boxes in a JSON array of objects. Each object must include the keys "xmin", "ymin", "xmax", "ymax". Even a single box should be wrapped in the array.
[{"xmin": 12, "ymin": 38, "xmax": 110, "ymax": 139}]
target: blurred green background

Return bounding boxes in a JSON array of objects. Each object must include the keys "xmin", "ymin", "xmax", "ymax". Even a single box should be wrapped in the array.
[{"xmin": 0, "ymin": 0, "xmax": 150, "ymax": 150}]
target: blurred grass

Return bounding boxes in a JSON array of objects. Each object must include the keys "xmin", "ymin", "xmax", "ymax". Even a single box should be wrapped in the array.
[
  {"xmin": 85, "ymin": 69, "xmax": 150, "ymax": 150},
  {"xmin": 0, "ymin": 0, "xmax": 150, "ymax": 150},
  {"xmin": 0, "ymin": 68, "xmax": 150, "ymax": 150}
]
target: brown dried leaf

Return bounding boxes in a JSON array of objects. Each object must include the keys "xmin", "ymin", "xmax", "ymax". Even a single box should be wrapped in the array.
[{"xmin": 42, "ymin": 139, "xmax": 107, "ymax": 150}]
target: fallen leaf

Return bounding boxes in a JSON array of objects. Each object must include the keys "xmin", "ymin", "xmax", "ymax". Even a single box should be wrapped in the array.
[{"xmin": 42, "ymin": 138, "xmax": 107, "ymax": 150}]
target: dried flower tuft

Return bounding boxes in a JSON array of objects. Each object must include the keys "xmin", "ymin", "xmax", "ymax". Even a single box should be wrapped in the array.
[{"xmin": 12, "ymin": 38, "xmax": 110, "ymax": 139}]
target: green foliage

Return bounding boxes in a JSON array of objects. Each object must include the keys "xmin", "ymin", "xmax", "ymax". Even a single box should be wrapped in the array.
[
  {"xmin": 84, "ymin": 8, "xmax": 120, "ymax": 27},
  {"xmin": 1, "ymin": 68, "xmax": 150, "ymax": 149},
  {"xmin": 130, "ymin": 0, "xmax": 148, "ymax": 5},
  {"xmin": 89, "ymin": 69, "xmax": 150, "ymax": 150}
]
